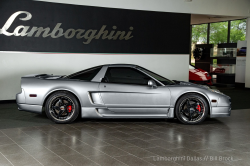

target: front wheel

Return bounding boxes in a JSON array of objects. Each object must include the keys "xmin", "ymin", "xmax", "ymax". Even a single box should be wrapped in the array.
[
  {"xmin": 45, "ymin": 91, "xmax": 80, "ymax": 124},
  {"xmin": 175, "ymin": 93, "xmax": 208, "ymax": 124}
]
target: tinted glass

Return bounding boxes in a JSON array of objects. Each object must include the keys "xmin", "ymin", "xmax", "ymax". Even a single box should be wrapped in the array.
[
  {"xmin": 69, "ymin": 66, "xmax": 102, "ymax": 81},
  {"xmin": 137, "ymin": 67, "xmax": 175, "ymax": 85},
  {"xmin": 105, "ymin": 67, "xmax": 151, "ymax": 85}
]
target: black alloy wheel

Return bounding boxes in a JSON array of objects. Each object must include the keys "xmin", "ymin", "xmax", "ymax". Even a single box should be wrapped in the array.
[
  {"xmin": 45, "ymin": 91, "xmax": 80, "ymax": 124},
  {"xmin": 175, "ymin": 93, "xmax": 208, "ymax": 124}
]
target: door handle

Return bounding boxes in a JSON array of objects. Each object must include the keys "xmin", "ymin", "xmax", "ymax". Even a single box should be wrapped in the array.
[{"xmin": 104, "ymin": 85, "xmax": 106, "ymax": 88}]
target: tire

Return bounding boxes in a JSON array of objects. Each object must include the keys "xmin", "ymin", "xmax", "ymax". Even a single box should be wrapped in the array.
[
  {"xmin": 45, "ymin": 91, "xmax": 80, "ymax": 124},
  {"xmin": 175, "ymin": 93, "xmax": 208, "ymax": 125}
]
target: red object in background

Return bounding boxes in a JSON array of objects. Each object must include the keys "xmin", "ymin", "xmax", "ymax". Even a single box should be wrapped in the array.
[
  {"xmin": 211, "ymin": 68, "xmax": 225, "ymax": 74},
  {"xmin": 189, "ymin": 65, "xmax": 212, "ymax": 86}
]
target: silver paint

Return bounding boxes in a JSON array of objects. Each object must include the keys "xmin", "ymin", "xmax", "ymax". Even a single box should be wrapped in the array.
[{"xmin": 16, "ymin": 64, "xmax": 231, "ymax": 119}]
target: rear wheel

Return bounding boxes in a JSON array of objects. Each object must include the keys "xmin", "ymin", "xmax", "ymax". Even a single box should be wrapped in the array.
[
  {"xmin": 175, "ymin": 93, "xmax": 208, "ymax": 124},
  {"xmin": 45, "ymin": 91, "xmax": 80, "ymax": 124}
]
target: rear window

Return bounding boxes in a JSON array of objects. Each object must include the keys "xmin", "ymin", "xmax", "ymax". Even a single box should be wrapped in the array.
[{"xmin": 68, "ymin": 66, "xmax": 102, "ymax": 81}]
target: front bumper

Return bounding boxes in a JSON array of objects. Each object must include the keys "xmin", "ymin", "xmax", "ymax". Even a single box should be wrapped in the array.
[
  {"xmin": 210, "ymin": 106, "xmax": 231, "ymax": 117},
  {"xmin": 210, "ymin": 94, "xmax": 231, "ymax": 117}
]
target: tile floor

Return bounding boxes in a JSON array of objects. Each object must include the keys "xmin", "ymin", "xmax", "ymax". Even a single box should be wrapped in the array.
[{"xmin": 0, "ymin": 107, "xmax": 250, "ymax": 165}]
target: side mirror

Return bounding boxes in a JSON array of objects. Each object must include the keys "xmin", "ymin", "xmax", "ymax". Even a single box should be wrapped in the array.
[{"xmin": 148, "ymin": 80, "xmax": 157, "ymax": 88}]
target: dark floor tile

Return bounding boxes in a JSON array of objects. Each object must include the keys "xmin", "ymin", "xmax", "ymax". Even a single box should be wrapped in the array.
[
  {"xmin": 51, "ymin": 124, "xmax": 78, "ymax": 131},
  {"xmin": 121, "ymin": 146, "xmax": 157, "ymax": 158},
  {"xmin": 64, "ymin": 129, "xmax": 92, "ymax": 139},
  {"xmin": 35, "ymin": 155, "xmax": 71, "ymax": 166},
  {"xmin": 171, "ymin": 148, "xmax": 204, "ymax": 157},
  {"xmin": 46, "ymin": 144, "xmax": 79, "ymax": 156},
  {"xmin": 24, "ymin": 130, "xmax": 48, "ymax": 138},
  {"xmin": 61, "ymin": 154, "xmax": 99, "ymax": 166},
  {"xmin": 147, "ymin": 139, "xmax": 183, "ymax": 150},
  {"xmin": 115, "ymin": 154, "xmax": 154, "ymax": 166},
  {"xmin": 0, "ymin": 144, "xmax": 26, "ymax": 156},
  {"xmin": 142, "ymin": 156, "xmax": 181, "ymax": 166},
  {"xmin": 0, "ymin": 131, "xmax": 6, "ymax": 137},
  {"xmin": 108, "ymin": 131, "xmax": 136, "ymax": 140},
  {"xmin": 33, "ymin": 136, "xmax": 63, "ymax": 147},
  {"xmin": 87, "ymin": 131, "xmax": 119, "ymax": 140},
  {"xmin": 12, "ymin": 136, "xmax": 38, "ymax": 146},
  {"xmin": 103, "ymin": 138, "xmax": 134, "ymax": 148},
  {"xmin": 45, "ymin": 130, "xmax": 71, "ymax": 139},
  {"xmin": 112, "ymin": 126, "xmax": 138, "ymax": 134},
  {"xmin": 79, "ymin": 136, "xmax": 109, "ymax": 147},
  {"xmin": 74, "ymin": 144, "xmax": 105, "ymax": 157},
  {"xmin": 89, "ymin": 154, "xmax": 127, "ymax": 166},
  {"xmin": 144, "ymin": 147, "xmax": 177, "ymax": 157},
  {"xmin": 56, "ymin": 137, "xmax": 88, "ymax": 147},
  {"xmin": 75, "ymin": 125, "xmax": 98, "ymax": 133},
  {"xmin": 21, "ymin": 144, "xmax": 56, "ymax": 158},
  {"xmin": 94, "ymin": 145, "xmax": 129, "ymax": 157},
  {"xmin": 0, "ymin": 153, "xmax": 12, "ymax": 166},
  {"xmin": 125, "ymin": 138, "xmax": 157, "ymax": 149},
  {"xmin": 0, "ymin": 136, "xmax": 14, "ymax": 146},
  {"xmin": 1, "ymin": 128, "xmax": 27, "ymax": 138},
  {"xmin": 129, "ymin": 132, "xmax": 159, "ymax": 141},
  {"xmin": 5, "ymin": 153, "xmax": 40, "ymax": 166}
]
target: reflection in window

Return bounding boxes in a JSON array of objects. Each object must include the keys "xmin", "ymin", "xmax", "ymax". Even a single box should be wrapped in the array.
[
  {"xmin": 210, "ymin": 21, "xmax": 228, "ymax": 44},
  {"xmin": 191, "ymin": 24, "xmax": 208, "ymax": 65},
  {"xmin": 230, "ymin": 19, "xmax": 247, "ymax": 43}
]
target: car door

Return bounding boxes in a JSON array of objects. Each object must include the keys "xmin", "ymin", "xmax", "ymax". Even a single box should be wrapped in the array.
[{"xmin": 99, "ymin": 67, "xmax": 171, "ymax": 117}]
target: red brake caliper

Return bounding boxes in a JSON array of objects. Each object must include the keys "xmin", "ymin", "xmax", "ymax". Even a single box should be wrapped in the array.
[
  {"xmin": 196, "ymin": 104, "xmax": 201, "ymax": 112},
  {"xmin": 67, "ymin": 105, "xmax": 72, "ymax": 113}
]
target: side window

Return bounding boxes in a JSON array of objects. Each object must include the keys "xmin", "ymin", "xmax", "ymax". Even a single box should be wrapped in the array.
[
  {"xmin": 104, "ymin": 67, "xmax": 152, "ymax": 85},
  {"xmin": 70, "ymin": 67, "xmax": 102, "ymax": 81}
]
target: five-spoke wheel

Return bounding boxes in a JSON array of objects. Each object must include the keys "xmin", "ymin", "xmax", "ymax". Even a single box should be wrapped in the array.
[
  {"xmin": 175, "ymin": 93, "xmax": 208, "ymax": 124},
  {"xmin": 45, "ymin": 91, "xmax": 79, "ymax": 123}
]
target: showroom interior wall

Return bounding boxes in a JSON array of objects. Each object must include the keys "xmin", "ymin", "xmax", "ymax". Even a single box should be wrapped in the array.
[
  {"xmin": 0, "ymin": 0, "xmax": 191, "ymax": 100},
  {"xmin": 0, "ymin": 0, "xmax": 250, "ymax": 100}
]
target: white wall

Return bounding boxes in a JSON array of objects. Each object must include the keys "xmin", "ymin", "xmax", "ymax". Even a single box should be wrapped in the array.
[
  {"xmin": 0, "ymin": 52, "xmax": 189, "ymax": 100},
  {"xmin": 36, "ymin": 0, "xmax": 250, "ymax": 17}
]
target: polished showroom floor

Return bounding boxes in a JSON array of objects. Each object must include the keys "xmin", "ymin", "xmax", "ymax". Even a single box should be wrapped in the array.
[{"xmin": 0, "ymin": 103, "xmax": 250, "ymax": 166}]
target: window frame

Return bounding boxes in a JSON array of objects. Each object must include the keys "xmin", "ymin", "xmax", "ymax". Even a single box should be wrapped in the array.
[
  {"xmin": 66, "ymin": 65, "xmax": 103, "ymax": 81},
  {"xmin": 103, "ymin": 66, "xmax": 164, "ymax": 86}
]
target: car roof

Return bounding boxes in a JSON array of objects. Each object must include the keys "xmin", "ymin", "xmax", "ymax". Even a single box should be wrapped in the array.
[{"xmin": 103, "ymin": 64, "xmax": 138, "ymax": 67}]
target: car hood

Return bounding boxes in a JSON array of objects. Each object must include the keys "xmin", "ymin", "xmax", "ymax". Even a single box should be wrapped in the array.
[{"xmin": 173, "ymin": 80, "xmax": 210, "ymax": 90}]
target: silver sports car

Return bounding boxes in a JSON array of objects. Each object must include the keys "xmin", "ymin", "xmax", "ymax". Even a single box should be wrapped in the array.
[{"xmin": 16, "ymin": 64, "xmax": 231, "ymax": 124}]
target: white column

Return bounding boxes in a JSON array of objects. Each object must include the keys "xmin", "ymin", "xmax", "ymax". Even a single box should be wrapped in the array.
[{"xmin": 245, "ymin": 18, "xmax": 250, "ymax": 88}]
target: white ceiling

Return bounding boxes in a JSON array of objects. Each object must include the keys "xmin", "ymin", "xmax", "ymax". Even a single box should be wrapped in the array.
[{"xmin": 191, "ymin": 14, "xmax": 246, "ymax": 25}]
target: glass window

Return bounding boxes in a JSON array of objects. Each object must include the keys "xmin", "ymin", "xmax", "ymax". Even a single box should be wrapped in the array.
[
  {"xmin": 104, "ymin": 67, "xmax": 151, "ymax": 85},
  {"xmin": 189, "ymin": 65, "xmax": 196, "ymax": 70},
  {"xmin": 191, "ymin": 24, "xmax": 208, "ymax": 65},
  {"xmin": 68, "ymin": 66, "xmax": 102, "ymax": 81},
  {"xmin": 210, "ymin": 21, "xmax": 228, "ymax": 44},
  {"xmin": 137, "ymin": 67, "xmax": 176, "ymax": 85},
  {"xmin": 230, "ymin": 19, "xmax": 247, "ymax": 43}
]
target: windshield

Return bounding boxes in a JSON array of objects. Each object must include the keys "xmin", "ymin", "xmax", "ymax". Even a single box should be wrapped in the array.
[{"xmin": 137, "ymin": 67, "xmax": 176, "ymax": 85}]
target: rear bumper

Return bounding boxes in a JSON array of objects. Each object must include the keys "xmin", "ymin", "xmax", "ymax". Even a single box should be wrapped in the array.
[
  {"xmin": 17, "ymin": 103, "xmax": 42, "ymax": 114},
  {"xmin": 16, "ymin": 90, "xmax": 42, "ymax": 114},
  {"xmin": 210, "ymin": 106, "xmax": 231, "ymax": 118}
]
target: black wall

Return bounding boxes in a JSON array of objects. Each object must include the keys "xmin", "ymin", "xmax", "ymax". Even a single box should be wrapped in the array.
[{"xmin": 0, "ymin": 0, "xmax": 191, "ymax": 54}]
